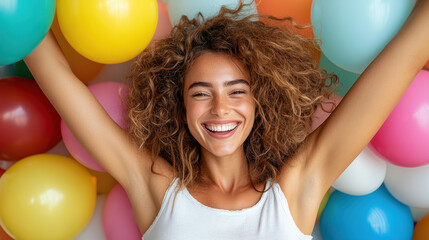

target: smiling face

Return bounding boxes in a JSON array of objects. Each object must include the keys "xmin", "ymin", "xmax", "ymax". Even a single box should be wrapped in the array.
[{"xmin": 183, "ymin": 52, "xmax": 255, "ymax": 159}]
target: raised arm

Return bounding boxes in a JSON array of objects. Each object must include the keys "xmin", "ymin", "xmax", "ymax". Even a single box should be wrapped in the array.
[
  {"xmin": 303, "ymin": 0, "xmax": 429, "ymax": 190},
  {"xmin": 24, "ymin": 31, "xmax": 146, "ymax": 188}
]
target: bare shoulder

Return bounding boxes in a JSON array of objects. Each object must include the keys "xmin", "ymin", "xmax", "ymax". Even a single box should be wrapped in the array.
[{"xmin": 277, "ymin": 128, "xmax": 327, "ymax": 235}]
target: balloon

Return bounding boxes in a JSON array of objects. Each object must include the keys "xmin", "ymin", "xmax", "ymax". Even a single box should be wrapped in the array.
[
  {"xmin": 152, "ymin": 0, "xmax": 173, "ymax": 41},
  {"xmin": 56, "ymin": 0, "xmax": 158, "ymax": 64},
  {"xmin": 0, "ymin": 154, "xmax": 97, "ymax": 240},
  {"xmin": 425, "ymin": 60, "xmax": 429, "ymax": 70},
  {"xmin": 0, "ymin": 77, "xmax": 61, "ymax": 161},
  {"xmin": 312, "ymin": 223, "xmax": 322, "ymax": 240},
  {"xmin": 332, "ymin": 146, "xmax": 386, "ymax": 196},
  {"xmin": 319, "ymin": 53, "xmax": 360, "ymax": 97},
  {"xmin": 370, "ymin": 70, "xmax": 429, "ymax": 167},
  {"xmin": 311, "ymin": 0, "xmax": 415, "ymax": 73},
  {"xmin": 413, "ymin": 213, "xmax": 429, "ymax": 240},
  {"xmin": 74, "ymin": 195, "xmax": 107, "ymax": 240},
  {"xmin": 410, "ymin": 207, "xmax": 429, "ymax": 223},
  {"xmin": 0, "ymin": 0, "xmax": 55, "ymax": 65},
  {"xmin": 89, "ymin": 59, "xmax": 134, "ymax": 84},
  {"xmin": 310, "ymin": 93, "xmax": 342, "ymax": 132},
  {"xmin": 61, "ymin": 82, "xmax": 129, "ymax": 171},
  {"xmin": 0, "ymin": 161, "xmax": 13, "ymax": 171},
  {"xmin": 51, "ymin": 15, "xmax": 104, "ymax": 84},
  {"xmin": 0, "ymin": 168, "xmax": 4, "ymax": 178},
  {"xmin": 317, "ymin": 190, "xmax": 330, "ymax": 219},
  {"xmin": 320, "ymin": 185, "xmax": 413, "ymax": 240},
  {"xmin": 384, "ymin": 163, "xmax": 429, "ymax": 209},
  {"xmin": 256, "ymin": 0, "xmax": 314, "ymax": 38},
  {"xmin": 46, "ymin": 140, "xmax": 70, "ymax": 157},
  {"xmin": 88, "ymin": 168, "xmax": 118, "ymax": 195},
  {"xmin": 0, "ymin": 225, "xmax": 13, "ymax": 240},
  {"xmin": 0, "ymin": 61, "xmax": 34, "ymax": 79},
  {"xmin": 165, "ymin": 0, "xmax": 258, "ymax": 26},
  {"xmin": 103, "ymin": 184, "xmax": 142, "ymax": 240}
]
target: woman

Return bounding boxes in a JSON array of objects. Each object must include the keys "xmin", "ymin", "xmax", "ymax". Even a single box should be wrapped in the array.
[{"xmin": 25, "ymin": 1, "xmax": 429, "ymax": 239}]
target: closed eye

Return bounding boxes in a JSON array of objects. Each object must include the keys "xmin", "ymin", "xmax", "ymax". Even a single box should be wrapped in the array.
[
  {"xmin": 192, "ymin": 92, "xmax": 209, "ymax": 97},
  {"xmin": 231, "ymin": 90, "xmax": 246, "ymax": 95}
]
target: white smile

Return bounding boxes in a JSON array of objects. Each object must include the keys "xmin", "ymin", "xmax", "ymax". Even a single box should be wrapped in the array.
[{"xmin": 204, "ymin": 123, "xmax": 239, "ymax": 133}]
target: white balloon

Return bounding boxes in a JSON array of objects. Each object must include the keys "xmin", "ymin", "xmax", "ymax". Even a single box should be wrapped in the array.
[
  {"xmin": 89, "ymin": 59, "xmax": 134, "ymax": 85},
  {"xmin": 410, "ymin": 206, "xmax": 429, "ymax": 222},
  {"xmin": 385, "ymin": 163, "xmax": 429, "ymax": 209},
  {"xmin": 0, "ymin": 160, "xmax": 14, "ymax": 170},
  {"xmin": 74, "ymin": 195, "xmax": 107, "ymax": 240},
  {"xmin": 46, "ymin": 140, "xmax": 69, "ymax": 156},
  {"xmin": 332, "ymin": 146, "xmax": 386, "ymax": 195}
]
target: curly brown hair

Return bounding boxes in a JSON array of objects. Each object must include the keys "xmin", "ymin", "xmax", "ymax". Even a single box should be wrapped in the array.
[{"xmin": 126, "ymin": 2, "xmax": 338, "ymax": 191}]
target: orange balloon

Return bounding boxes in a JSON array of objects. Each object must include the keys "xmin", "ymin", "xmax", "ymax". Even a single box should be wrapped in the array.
[
  {"xmin": 51, "ymin": 15, "xmax": 104, "ymax": 84},
  {"xmin": 87, "ymin": 168, "xmax": 118, "ymax": 195},
  {"xmin": 256, "ymin": 0, "xmax": 314, "ymax": 38},
  {"xmin": 413, "ymin": 213, "xmax": 429, "ymax": 240},
  {"xmin": 424, "ymin": 59, "xmax": 429, "ymax": 70}
]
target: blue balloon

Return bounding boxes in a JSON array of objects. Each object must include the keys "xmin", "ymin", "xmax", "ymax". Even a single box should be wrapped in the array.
[
  {"xmin": 0, "ymin": 0, "xmax": 56, "ymax": 66},
  {"xmin": 164, "ymin": 0, "xmax": 257, "ymax": 26},
  {"xmin": 311, "ymin": 0, "xmax": 415, "ymax": 73},
  {"xmin": 320, "ymin": 184, "xmax": 413, "ymax": 240},
  {"xmin": 319, "ymin": 53, "xmax": 360, "ymax": 97}
]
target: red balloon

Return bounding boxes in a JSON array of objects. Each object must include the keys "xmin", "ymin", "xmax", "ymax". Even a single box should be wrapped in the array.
[
  {"xmin": 0, "ymin": 77, "xmax": 61, "ymax": 161},
  {"xmin": 0, "ymin": 168, "xmax": 5, "ymax": 177}
]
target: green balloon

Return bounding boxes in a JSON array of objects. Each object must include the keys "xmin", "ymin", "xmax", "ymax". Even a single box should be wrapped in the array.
[
  {"xmin": 319, "ymin": 53, "xmax": 360, "ymax": 97},
  {"xmin": 0, "ymin": 61, "xmax": 34, "ymax": 80}
]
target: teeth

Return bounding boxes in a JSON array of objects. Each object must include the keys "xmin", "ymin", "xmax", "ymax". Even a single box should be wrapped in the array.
[{"xmin": 205, "ymin": 123, "xmax": 238, "ymax": 132}]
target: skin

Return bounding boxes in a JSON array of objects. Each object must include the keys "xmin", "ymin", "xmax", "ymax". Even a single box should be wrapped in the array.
[{"xmin": 24, "ymin": 0, "xmax": 429, "ymax": 236}]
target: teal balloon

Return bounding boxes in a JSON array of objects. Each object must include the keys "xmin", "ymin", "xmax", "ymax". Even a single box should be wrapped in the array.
[
  {"xmin": 165, "ymin": 0, "xmax": 257, "ymax": 26},
  {"xmin": 311, "ymin": 0, "xmax": 415, "ymax": 74},
  {"xmin": 320, "ymin": 184, "xmax": 413, "ymax": 240},
  {"xmin": 0, "ymin": 0, "xmax": 56, "ymax": 65},
  {"xmin": 319, "ymin": 53, "xmax": 359, "ymax": 97},
  {"xmin": 0, "ymin": 61, "xmax": 34, "ymax": 79}
]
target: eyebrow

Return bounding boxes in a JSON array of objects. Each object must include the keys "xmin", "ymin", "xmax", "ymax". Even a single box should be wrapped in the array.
[{"xmin": 188, "ymin": 79, "xmax": 249, "ymax": 90}]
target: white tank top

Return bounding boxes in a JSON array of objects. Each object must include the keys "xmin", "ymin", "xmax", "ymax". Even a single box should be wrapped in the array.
[{"xmin": 142, "ymin": 178, "xmax": 313, "ymax": 240}]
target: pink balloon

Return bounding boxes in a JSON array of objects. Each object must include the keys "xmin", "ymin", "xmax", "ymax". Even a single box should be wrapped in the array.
[
  {"xmin": 103, "ymin": 184, "xmax": 142, "ymax": 240},
  {"xmin": 310, "ymin": 93, "xmax": 342, "ymax": 132},
  {"xmin": 61, "ymin": 81, "xmax": 129, "ymax": 171},
  {"xmin": 370, "ymin": 70, "xmax": 429, "ymax": 167},
  {"xmin": 152, "ymin": 0, "xmax": 173, "ymax": 41}
]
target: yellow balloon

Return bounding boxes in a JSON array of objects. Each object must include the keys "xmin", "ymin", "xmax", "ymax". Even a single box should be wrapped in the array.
[
  {"xmin": 0, "ymin": 154, "xmax": 96, "ymax": 240},
  {"xmin": 317, "ymin": 190, "xmax": 330, "ymax": 219},
  {"xmin": 56, "ymin": 0, "xmax": 158, "ymax": 64}
]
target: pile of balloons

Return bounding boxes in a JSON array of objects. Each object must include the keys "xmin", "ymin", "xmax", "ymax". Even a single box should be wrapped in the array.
[{"xmin": 1, "ymin": 0, "xmax": 429, "ymax": 239}]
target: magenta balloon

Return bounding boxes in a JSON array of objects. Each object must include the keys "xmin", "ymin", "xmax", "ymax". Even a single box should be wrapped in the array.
[
  {"xmin": 103, "ymin": 184, "xmax": 142, "ymax": 240},
  {"xmin": 370, "ymin": 70, "xmax": 429, "ymax": 167},
  {"xmin": 61, "ymin": 82, "xmax": 129, "ymax": 171}
]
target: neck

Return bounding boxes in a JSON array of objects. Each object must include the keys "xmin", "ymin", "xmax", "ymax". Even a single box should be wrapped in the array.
[{"xmin": 199, "ymin": 146, "xmax": 251, "ymax": 193}]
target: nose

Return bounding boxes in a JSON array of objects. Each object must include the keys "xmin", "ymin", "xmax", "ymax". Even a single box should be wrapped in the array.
[{"xmin": 210, "ymin": 94, "xmax": 231, "ymax": 116}]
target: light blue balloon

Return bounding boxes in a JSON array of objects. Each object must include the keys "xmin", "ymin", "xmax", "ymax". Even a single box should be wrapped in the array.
[
  {"xmin": 319, "ymin": 53, "xmax": 360, "ymax": 97},
  {"xmin": 320, "ymin": 184, "xmax": 414, "ymax": 240},
  {"xmin": 311, "ymin": 0, "xmax": 415, "ymax": 73},
  {"xmin": 164, "ymin": 0, "xmax": 257, "ymax": 26},
  {"xmin": 0, "ymin": 0, "xmax": 56, "ymax": 66}
]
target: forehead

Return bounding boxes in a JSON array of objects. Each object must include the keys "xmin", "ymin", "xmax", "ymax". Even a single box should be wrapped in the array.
[{"xmin": 184, "ymin": 52, "xmax": 250, "ymax": 88}]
